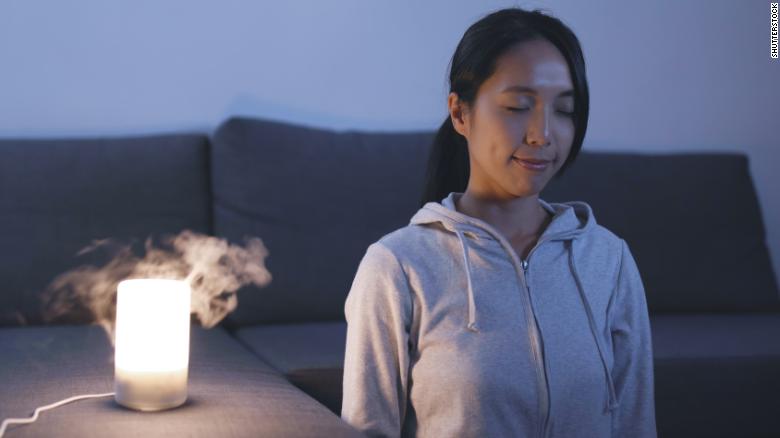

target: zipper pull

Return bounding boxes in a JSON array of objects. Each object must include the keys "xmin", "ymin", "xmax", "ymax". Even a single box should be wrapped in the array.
[{"xmin": 521, "ymin": 259, "xmax": 529, "ymax": 275}]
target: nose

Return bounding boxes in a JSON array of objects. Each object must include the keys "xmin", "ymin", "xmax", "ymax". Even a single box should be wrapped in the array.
[{"xmin": 525, "ymin": 105, "xmax": 551, "ymax": 147}]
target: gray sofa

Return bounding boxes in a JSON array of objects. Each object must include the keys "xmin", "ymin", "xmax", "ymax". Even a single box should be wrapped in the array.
[{"xmin": 1, "ymin": 116, "xmax": 778, "ymax": 437}]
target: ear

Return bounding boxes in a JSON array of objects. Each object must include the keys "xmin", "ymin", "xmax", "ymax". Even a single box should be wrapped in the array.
[{"xmin": 447, "ymin": 92, "xmax": 470, "ymax": 139}]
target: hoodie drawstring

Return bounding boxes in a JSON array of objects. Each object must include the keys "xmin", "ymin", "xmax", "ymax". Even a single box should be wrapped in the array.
[
  {"xmin": 455, "ymin": 229, "xmax": 479, "ymax": 332},
  {"xmin": 568, "ymin": 239, "xmax": 619, "ymax": 414}
]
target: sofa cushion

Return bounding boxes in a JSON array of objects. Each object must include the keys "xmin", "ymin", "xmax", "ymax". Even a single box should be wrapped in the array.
[
  {"xmin": 233, "ymin": 321, "xmax": 347, "ymax": 414},
  {"xmin": 0, "ymin": 325, "xmax": 361, "ymax": 437},
  {"xmin": 211, "ymin": 117, "xmax": 778, "ymax": 316},
  {"xmin": 651, "ymin": 313, "xmax": 780, "ymax": 359},
  {"xmin": 211, "ymin": 117, "xmax": 433, "ymax": 325},
  {"xmin": 650, "ymin": 314, "xmax": 780, "ymax": 437},
  {"xmin": 234, "ymin": 314, "xmax": 780, "ymax": 433},
  {"xmin": 542, "ymin": 152, "xmax": 780, "ymax": 313},
  {"xmin": 0, "ymin": 135, "xmax": 212, "ymax": 326}
]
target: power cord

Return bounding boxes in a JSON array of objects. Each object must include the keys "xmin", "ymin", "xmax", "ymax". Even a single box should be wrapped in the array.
[{"xmin": 0, "ymin": 392, "xmax": 115, "ymax": 437}]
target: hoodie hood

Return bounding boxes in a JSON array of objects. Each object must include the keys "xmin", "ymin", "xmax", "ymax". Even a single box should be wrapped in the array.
[
  {"xmin": 410, "ymin": 192, "xmax": 595, "ymax": 241},
  {"xmin": 408, "ymin": 192, "xmax": 618, "ymax": 414}
]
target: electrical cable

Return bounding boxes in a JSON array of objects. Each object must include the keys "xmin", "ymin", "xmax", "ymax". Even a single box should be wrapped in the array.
[{"xmin": 0, "ymin": 392, "xmax": 115, "ymax": 437}]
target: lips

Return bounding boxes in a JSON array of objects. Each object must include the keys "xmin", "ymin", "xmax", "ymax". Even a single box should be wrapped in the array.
[
  {"xmin": 512, "ymin": 157, "xmax": 551, "ymax": 171},
  {"xmin": 513, "ymin": 157, "xmax": 551, "ymax": 164}
]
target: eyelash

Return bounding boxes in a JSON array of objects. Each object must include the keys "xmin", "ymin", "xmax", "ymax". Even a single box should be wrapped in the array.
[{"xmin": 506, "ymin": 107, "xmax": 575, "ymax": 117}]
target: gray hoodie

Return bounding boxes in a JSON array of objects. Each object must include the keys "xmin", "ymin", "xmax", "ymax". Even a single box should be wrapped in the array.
[{"xmin": 341, "ymin": 192, "xmax": 656, "ymax": 438}]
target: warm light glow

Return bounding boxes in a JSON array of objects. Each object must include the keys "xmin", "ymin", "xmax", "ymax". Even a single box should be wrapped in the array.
[{"xmin": 114, "ymin": 279, "xmax": 191, "ymax": 411}]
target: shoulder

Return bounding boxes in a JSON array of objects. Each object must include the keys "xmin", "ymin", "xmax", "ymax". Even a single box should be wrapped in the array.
[
  {"xmin": 355, "ymin": 223, "xmax": 452, "ymax": 279},
  {"xmin": 588, "ymin": 223, "xmax": 624, "ymax": 246},
  {"xmin": 576, "ymin": 223, "xmax": 629, "ymax": 271},
  {"xmin": 371, "ymin": 222, "xmax": 446, "ymax": 258},
  {"xmin": 589, "ymin": 224, "xmax": 638, "ymax": 262}
]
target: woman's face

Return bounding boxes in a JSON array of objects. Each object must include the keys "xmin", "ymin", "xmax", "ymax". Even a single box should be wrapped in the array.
[{"xmin": 449, "ymin": 38, "xmax": 576, "ymax": 200}]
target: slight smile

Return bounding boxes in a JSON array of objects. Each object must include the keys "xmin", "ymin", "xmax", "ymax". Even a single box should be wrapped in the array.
[{"xmin": 512, "ymin": 157, "xmax": 551, "ymax": 171}]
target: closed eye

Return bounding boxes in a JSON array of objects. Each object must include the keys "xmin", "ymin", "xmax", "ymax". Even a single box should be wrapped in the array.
[{"xmin": 506, "ymin": 107, "xmax": 575, "ymax": 117}]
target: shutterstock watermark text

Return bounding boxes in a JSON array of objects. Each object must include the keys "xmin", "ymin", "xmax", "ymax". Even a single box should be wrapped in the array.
[{"xmin": 772, "ymin": 3, "xmax": 778, "ymax": 58}]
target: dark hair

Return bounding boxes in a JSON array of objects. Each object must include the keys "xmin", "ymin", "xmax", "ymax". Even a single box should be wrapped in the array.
[{"xmin": 419, "ymin": 7, "xmax": 590, "ymax": 207}]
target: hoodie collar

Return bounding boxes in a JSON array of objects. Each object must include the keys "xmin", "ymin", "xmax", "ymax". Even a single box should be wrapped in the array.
[{"xmin": 410, "ymin": 191, "xmax": 595, "ymax": 242}]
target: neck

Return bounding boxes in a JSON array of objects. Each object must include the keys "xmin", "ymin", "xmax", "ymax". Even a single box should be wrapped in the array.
[{"xmin": 454, "ymin": 190, "xmax": 550, "ymax": 240}]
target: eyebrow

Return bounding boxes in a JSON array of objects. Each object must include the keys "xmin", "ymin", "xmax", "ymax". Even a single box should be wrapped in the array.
[{"xmin": 502, "ymin": 85, "xmax": 574, "ymax": 97}]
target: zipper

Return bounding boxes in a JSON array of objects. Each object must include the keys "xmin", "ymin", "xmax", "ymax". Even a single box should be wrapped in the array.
[
  {"xmin": 513, "ymin": 237, "xmax": 549, "ymax": 438},
  {"xmin": 516, "ymin": 230, "xmax": 578, "ymax": 437},
  {"xmin": 522, "ymin": 255, "xmax": 550, "ymax": 438}
]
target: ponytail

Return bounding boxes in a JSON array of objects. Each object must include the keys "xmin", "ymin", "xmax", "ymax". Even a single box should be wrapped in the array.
[{"xmin": 419, "ymin": 116, "xmax": 470, "ymax": 208}]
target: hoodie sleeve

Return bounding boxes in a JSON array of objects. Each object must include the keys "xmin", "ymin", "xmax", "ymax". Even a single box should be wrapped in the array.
[
  {"xmin": 341, "ymin": 242, "xmax": 413, "ymax": 438},
  {"xmin": 610, "ymin": 239, "xmax": 657, "ymax": 438}
]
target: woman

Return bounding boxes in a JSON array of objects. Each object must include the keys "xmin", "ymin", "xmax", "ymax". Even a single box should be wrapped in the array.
[{"xmin": 341, "ymin": 7, "xmax": 656, "ymax": 438}]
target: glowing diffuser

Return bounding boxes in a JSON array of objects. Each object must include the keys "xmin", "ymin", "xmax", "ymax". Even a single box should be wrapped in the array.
[{"xmin": 114, "ymin": 279, "xmax": 191, "ymax": 411}]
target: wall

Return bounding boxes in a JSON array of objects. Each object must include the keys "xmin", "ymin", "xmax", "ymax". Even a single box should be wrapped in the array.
[{"xmin": 1, "ymin": 0, "xmax": 778, "ymax": 286}]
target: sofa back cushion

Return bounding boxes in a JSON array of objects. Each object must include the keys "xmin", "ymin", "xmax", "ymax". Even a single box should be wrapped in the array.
[
  {"xmin": 212, "ymin": 116, "xmax": 779, "ymax": 322},
  {"xmin": 211, "ymin": 117, "xmax": 433, "ymax": 326},
  {"xmin": 542, "ymin": 152, "xmax": 780, "ymax": 313},
  {"xmin": 0, "ymin": 134, "xmax": 212, "ymax": 326}
]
